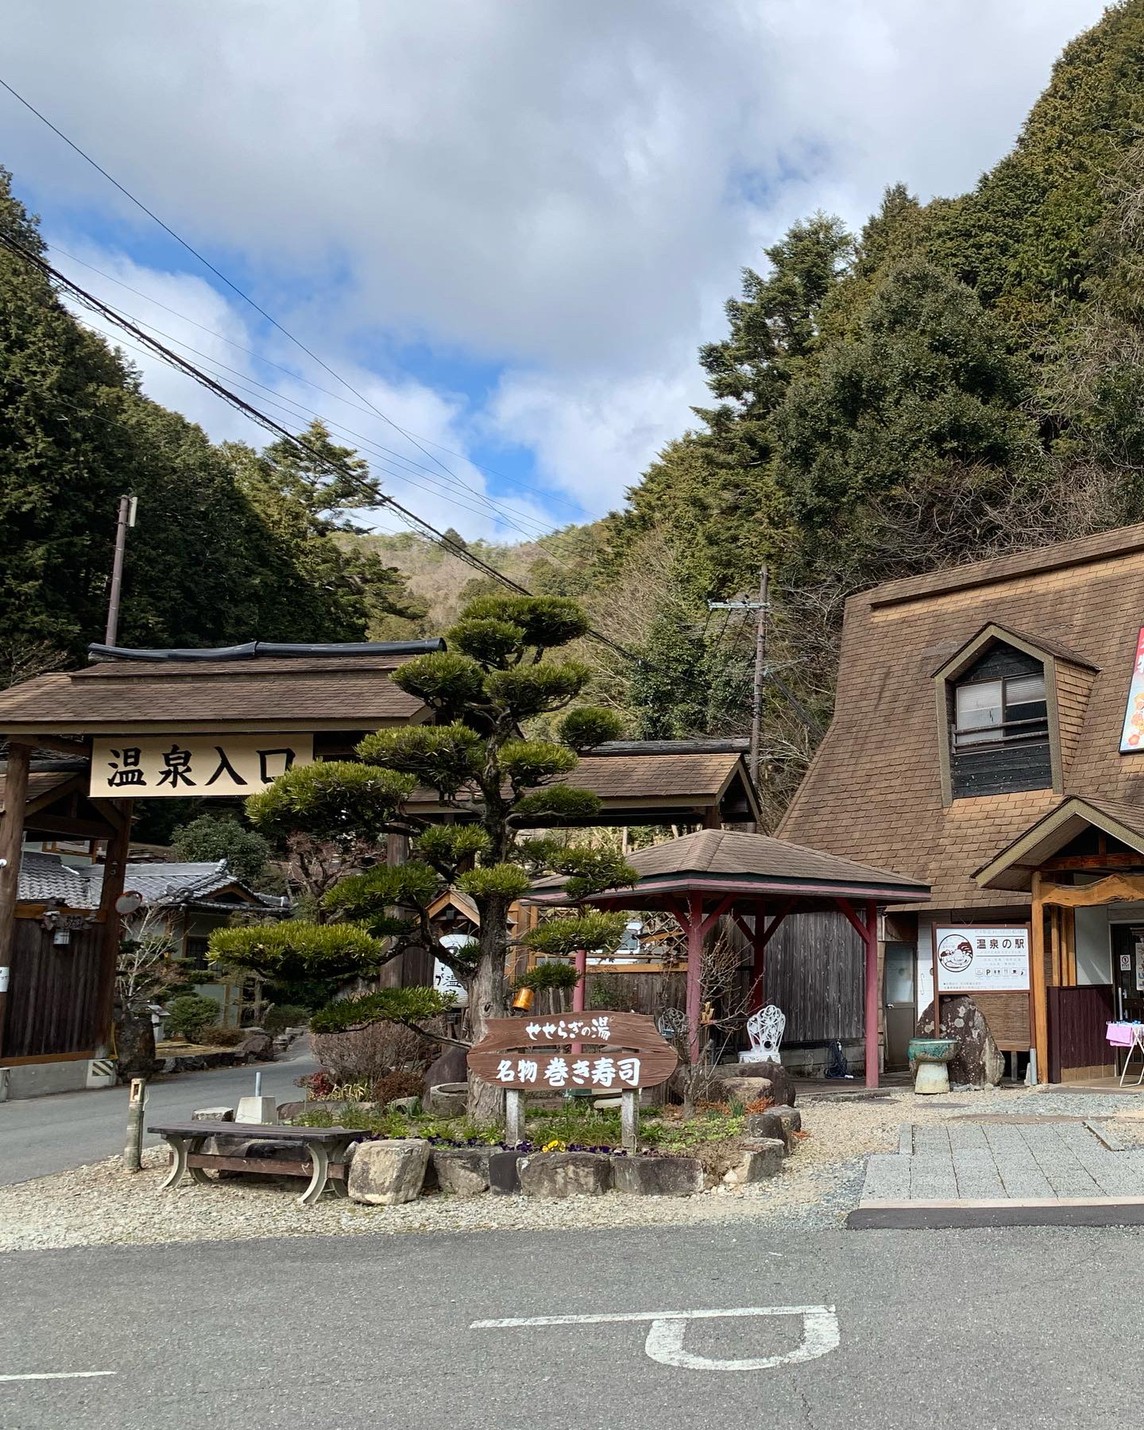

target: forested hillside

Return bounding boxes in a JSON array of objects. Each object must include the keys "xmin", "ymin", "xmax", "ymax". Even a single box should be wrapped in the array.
[{"xmin": 483, "ymin": 0, "xmax": 1144, "ymax": 825}]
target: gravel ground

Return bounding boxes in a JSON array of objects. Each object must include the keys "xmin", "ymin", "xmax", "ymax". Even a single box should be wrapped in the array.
[{"xmin": 3, "ymin": 1084, "xmax": 1143, "ymax": 1252}]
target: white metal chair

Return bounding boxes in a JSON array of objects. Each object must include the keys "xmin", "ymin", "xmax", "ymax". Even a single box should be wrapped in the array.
[{"xmin": 739, "ymin": 1004, "xmax": 785, "ymax": 1064}]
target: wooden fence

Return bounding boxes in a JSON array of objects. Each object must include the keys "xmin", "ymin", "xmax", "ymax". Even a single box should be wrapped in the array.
[{"xmin": 3, "ymin": 915, "xmax": 106, "ymax": 1059}]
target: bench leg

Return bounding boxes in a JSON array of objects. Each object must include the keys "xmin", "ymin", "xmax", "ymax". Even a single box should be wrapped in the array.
[
  {"xmin": 299, "ymin": 1140, "xmax": 330, "ymax": 1207},
  {"xmin": 187, "ymin": 1137, "xmax": 213, "ymax": 1186},
  {"xmin": 159, "ymin": 1135, "xmax": 188, "ymax": 1190}
]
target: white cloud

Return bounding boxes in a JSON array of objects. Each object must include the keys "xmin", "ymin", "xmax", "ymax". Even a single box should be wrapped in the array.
[{"xmin": 4, "ymin": 0, "xmax": 1109, "ymax": 527}]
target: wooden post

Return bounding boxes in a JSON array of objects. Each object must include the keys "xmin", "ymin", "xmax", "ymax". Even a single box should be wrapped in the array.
[
  {"xmin": 505, "ymin": 1089, "xmax": 524, "ymax": 1148},
  {"xmin": 0, "ymin": 741, "xmax": 31, "ymax": 1062},
  {"xmin": 685, "ymin": 892, "xmax": 704, "ymax": 1067},
  {"xmin": 124, "ymin": 1076, "xmax": 147, "ymax": 1172},
  {"xmin": 621, "ymin": 1087, "xmax": 639, "ymax": 1152},
  {"xmin": 864, "ymin": 900, "xmax": 879, "ymax": 1090},
  {"xmin": 572, "ymin": 947, "xmax": 587, "ymax": 1012},
  {"xmin": 1030, "ymin": 872, "xmax": 1049, "ymax": 1084},
  {"xmin": 93, "ymin": 800, "xmax": 134, "ymax": 1056},
  {"xmin": 751, "ymin": 900, "xmax": 767, "ymax": 1011}
]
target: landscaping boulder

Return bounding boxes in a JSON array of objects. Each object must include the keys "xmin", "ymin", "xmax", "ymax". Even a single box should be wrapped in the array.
[
  {"xmin": 713, "ymin": 1075, "xmax": 771, "ymax": 1104},
  {"xmin": 276, "ymin": 1101, "xmax": 306, "ymax": 1121},
  {"xmin": 915, "ymin": 997, "xmax": 1004, "ymax": 1089},
  {"xmin": 423, "ymin": 1044, "xmax": 468, "ymax": 1096},
  {"xmin": 387, "ymin": 1096, "xmax": 421, "ymax": 1116},
  {"xmin": 233, "ymin": 1031, "xmax": 274, "ymax": 1064},
  {"xmin": 612, "ymin": 1155, "xmax": 704, "ymax": 1197},
  {"xmin": 722, "ymin": 1137, "xmax": 785, "ymax": 1187},
  {"xmin": 719, "ymin": 1059, "xmax": 796, "ymax": 1105},
  {"xmin": 488, "ymin": 1149, "xmax": 525, "ymax": 1196},
  {"xmin": 192, "ymin": 1106, "xmax": 234, "ymax": 1122},
  {"xmin": 428, "ymin": 1082, "xmax": 469, "ymax": 1117},
  {"xmin": 347, "ymin": 1138, "xmax": 430, "ymax": 1205},
  {"xmin": 746, "ymin": 1108, "xmax": 801, "ymax": 1154},
  {"xmin": 519, "ymin": 1151, "xmax": 613, "ymax": 1198},
  {"xmin": 432, "ymin": 1146, "xmax": 491, "ymax": 1197}
]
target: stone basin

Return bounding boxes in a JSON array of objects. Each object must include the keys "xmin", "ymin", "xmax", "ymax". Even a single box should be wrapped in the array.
[{"xmin": 907, "ymin": 1037, "xmax": 956, "ymax": 1095}]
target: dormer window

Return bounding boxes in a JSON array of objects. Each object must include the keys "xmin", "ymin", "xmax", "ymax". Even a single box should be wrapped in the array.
[
  {"xmin": 953, "ymin": 673, "xmax": 1049, "ymax": 751},
  {"xmin": 947, "ymin": 646, "xmax": 1051, "ymax": 797}
]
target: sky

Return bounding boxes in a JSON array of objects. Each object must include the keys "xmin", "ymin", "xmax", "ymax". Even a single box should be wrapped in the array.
[{"xmin": 1, "ymin": 0, "xmax": 1109, "ymax": 543}]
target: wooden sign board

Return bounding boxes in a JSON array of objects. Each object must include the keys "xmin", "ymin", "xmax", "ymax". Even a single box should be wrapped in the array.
[
  {"xmin": 89, "ymin": 734, "xmax": 314, "ymax": 798},
  {"xmin": 467, "ymin": 1011, "xmax": 678, "ymax": 1092}
]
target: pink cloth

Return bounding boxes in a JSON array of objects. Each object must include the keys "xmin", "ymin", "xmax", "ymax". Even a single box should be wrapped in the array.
[{"xmin": 1107, "ymin": 1022, "xmax": 1142, "ymax": 1047}]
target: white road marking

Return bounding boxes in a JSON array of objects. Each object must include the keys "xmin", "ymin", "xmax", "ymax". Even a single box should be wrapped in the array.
[
  {"xmin": 472, "ymin": 1305, "xmax": 840, "ymax": 1372},
  {"xmin": 0, "ymin": 1372, "xmax": 116, "ymax": 1382}
]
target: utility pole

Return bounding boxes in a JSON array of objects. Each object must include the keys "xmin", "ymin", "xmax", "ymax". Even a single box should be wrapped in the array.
[
  {"xmin": 708, "ymin": 564, "xmax": 770, "ymax": 801},
  {"xmin": 104, "ymin": 494, "xmax": 137, "ymax": 648}
]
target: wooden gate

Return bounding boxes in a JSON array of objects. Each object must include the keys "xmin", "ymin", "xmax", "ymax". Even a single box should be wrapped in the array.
[
  {"xmin": 1047, "ymin": 984, "xmax": 1115, "ymax": 1082},
  {"xmin": 2, "ymin": 915, "xmax": 106, "ymax": 1059}
]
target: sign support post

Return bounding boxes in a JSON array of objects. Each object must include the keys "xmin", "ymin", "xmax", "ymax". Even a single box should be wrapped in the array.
[{"xmin": 621, "ymin": 1088, "xmax": 639, "ymax": 1153}]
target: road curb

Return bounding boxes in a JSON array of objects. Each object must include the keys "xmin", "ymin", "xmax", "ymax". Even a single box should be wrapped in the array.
[{"xmin": 847, "ymin": 1195, "xmax": 1144, "ymax": 1230}]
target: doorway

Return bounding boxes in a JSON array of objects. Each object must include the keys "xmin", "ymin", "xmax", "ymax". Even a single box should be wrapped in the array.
[
  {"xmin": 883, "ymin": 942, "xmax": 916, "ymax": 1071},
  {"xmin": 1111, "ymin": 924, "xmax": 1144, "ymax": 1024}
]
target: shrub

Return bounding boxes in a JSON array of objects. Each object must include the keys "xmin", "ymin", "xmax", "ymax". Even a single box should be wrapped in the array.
[
  {"xmin": 164, "ymin": 994, "xmax": 220, "ymax": 1044},
  {"xmin": 197, "ymin": 1025, "xmax": 248, "ymax": 1048},
  {"xmin": 311, "ymin": 1021, "xmax": 434, "ymax": 1086},
  {"xmin": 263, "ymin": 1004, "xmax": 309, "ymax": 1034},
  {"xmin": 515, "ymin": 961, "xmax": 581, "ymax": 992},
  {"xmin": 372, "ymin": 1069, "xmax": 425, "ymax": 1107}
]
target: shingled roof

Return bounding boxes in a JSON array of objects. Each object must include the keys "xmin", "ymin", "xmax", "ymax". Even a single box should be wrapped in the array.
[
  {"xmin": 0, "ymin": 643, "xmax": 440, "ymax": 736},
  {"xmin": 780, "ymin": 520, "xmax": 1144, "ymax": 912},
  {"xmin": 536, "ymin": 828, "xmax": 929, "ymax": 908}
]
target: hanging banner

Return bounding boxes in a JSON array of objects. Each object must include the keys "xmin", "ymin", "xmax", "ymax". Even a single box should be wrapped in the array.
[
  {"xmin": 89, "ymin": 734, "xmax": 314, "ymax": 798},
  {"xmin": 1120, "ymin": 626, "xmax": 1144, "ymax": 751},
  {"xmin": 935, "ymin": 925, "xmax": 1030, "ymax": 992}
]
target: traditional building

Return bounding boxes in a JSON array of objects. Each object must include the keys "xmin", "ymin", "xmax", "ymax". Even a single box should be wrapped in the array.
[{"xmin": 781, "ymin": 522, "xmax": 1144, "ymax": 1083}]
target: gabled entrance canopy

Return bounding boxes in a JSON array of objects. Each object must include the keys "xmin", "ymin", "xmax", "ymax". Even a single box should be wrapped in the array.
[
  {"xmin": 975, "ymin": 795, "xmax": 1144, "ymax": 892},
  {"xmin": 535, "ymin": 828, "xmax": 930, "ymax": 1086}
]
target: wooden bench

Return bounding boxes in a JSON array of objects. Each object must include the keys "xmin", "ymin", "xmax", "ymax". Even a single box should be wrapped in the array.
[{"xmin": 148, "ymin": 1121, "xmax": 364, "ymax": 1207}]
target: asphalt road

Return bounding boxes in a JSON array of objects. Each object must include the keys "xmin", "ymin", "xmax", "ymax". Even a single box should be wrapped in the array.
[
  {"xmin": 0, "ymin": 1221, "xmax": 1139, "ymax": 1429},
  {"xmin": 0, "ymin": 1042, "xmax": 319, "ymax": 1185}
]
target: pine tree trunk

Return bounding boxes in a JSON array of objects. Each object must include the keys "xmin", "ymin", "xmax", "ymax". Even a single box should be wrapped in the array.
[{"xmin": 467, "ymin": 892, "xmax": 509, "ymax": 1125}]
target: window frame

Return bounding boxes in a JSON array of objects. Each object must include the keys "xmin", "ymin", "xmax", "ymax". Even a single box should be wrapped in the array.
[{"xmin": 951, "ymin": 671, "xmax": 1050, "ymax": 753}]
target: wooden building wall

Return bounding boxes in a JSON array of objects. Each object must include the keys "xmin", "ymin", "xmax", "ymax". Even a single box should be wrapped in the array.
[
  {"xmin": 762, "ymin": 911, "xmax": 865, "ymax": 1044},
  {"xmin": 3, "ymin": 915, "xmax": 105, "ymax": 1059}
]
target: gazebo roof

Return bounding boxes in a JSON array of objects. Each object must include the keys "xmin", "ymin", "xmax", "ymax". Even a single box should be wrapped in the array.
[{"xmin": 558, "ymin": 828, "xmax": 930, "ymax": 910}]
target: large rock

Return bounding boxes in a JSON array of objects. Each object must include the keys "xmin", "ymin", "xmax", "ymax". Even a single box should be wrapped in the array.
[
  {"xmin": 713, "ymin": 1076, "xmax": 772, "ymax": 1105},
  {"xmin": 488, "ymin": 1149, "xmax": 525, "ymax": 1196},
  {"xmin": 347, "ymin": 1139, "xmax": 430, "ymax": 1205},
  {"xmin": 432, "ymin": 1146, "xmax": 491, "ymax": 1197},
  {"xmin": 722, "ymin": 1138, "xmax": 785, "ymax": 1187},
  {"xmin": 717, "ymin": 1059, "xmax": 796, "ymax": 1106},
  {"xmin": 915, "ymin": 997, "xmax": 1004, "ymax": 1089},
  {"xmin": 423, "ymin": 1043, "xmax": 468, "ymax": 1096},
  {"xmin": 233, "ymin": 1031, "xmax": 274, "ymax": 1064},
  {"xmin": 746, "ymin": 1108, "xmax": 801, "ymax": 1154},
  {"xmin": 519, "ymin": 1151, "xmax": 613, "ymax": 1198},
  {"xmin": 192, "ymin": 1106, "xmax": 234, "ymax": 1122},
  {"xmin": 612, "ymin": 1155, "xmax": 704, "ymax": 1197},
  {"xmin": 428, "ymin": 1082, "xmax": 469, "ymax": 1117}
]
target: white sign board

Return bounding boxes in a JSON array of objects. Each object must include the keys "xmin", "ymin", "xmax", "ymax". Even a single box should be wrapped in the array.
[
  {"xmin": 433, "ymin": 934, "xmax": 471, "ymax": 1007},
  {"xmin": 89, "ymin": 735, "xmax": 313, "ymax": 798},
  {"xmin": 935, "ymin": 925, "xmax": 1030, "ymax": 993}
]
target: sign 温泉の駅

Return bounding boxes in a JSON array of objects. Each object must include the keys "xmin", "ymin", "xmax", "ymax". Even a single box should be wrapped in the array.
[
  {"xmin": 89, "ymin": 734, "xmax": 314, "ymax": 798},
  {"xmin": 935, "ymin": 925, "xmax": 1030, "ymax": 993},
  {"xmin": 1120, "ymin": 625, "xmax": 1144, "ymax": 752},
  {"xmin": 467, "ymin": 1011, "xmax": 678, "ymax": 1092}
]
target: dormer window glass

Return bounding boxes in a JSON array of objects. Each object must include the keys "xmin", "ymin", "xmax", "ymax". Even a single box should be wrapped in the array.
[
  {"xmin": 953, "ymin": 673, "xmax": 1048, "ymax": 750},
  {"xmin": 946, "ymin": 644, "xmax": 1052, "ymax": 798}
]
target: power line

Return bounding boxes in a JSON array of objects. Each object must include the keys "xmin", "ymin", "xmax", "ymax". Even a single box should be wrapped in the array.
[
  {"xmin": 0, "ymin": 230, "xmax": 641, "ymax": 664},
  {"xmin": 47, "ymin": 240, "xmax": 589, "ymax": 524},
  {"xmin": 0, "ymin": 75, "xmax": 589, "ymax": 533}
]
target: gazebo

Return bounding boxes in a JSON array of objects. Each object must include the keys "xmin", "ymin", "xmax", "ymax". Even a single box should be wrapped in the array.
[{"xmin": 545, "ymin": 829, "xmax": 930, "ymax": 1088}]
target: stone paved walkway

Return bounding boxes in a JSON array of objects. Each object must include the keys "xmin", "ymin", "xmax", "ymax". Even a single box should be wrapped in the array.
[{"xmin": 860, "ymin": 1120, "xmax": 1144, "ymax": 1203}]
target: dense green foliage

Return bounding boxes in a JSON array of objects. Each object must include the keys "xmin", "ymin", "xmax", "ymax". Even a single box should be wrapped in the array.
[
  {"xmin": 0, "ymin": 169, "xmax": 422, "ymax": 674},
  {"xmin": 169, "ymin": 814, "xmax": 272, "ymax": 884}
]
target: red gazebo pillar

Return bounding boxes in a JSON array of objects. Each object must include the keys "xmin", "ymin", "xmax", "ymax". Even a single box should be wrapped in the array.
[
  {"xmin": 840, "ymin": 898, "xmax": 881, "ymax": 1090},
  {"xmin": 685, "ymin": 893, "xmax": 704, "ymax": 1067}
]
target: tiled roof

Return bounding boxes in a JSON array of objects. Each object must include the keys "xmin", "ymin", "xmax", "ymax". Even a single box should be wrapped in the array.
[
  {"xmin": 0, "ymin": 653, "xmax": 428, "ymax": 733},
  {"xmin": 780, "ymin": 521, "xmax": 1144, "ymax": 912},
  {"xmin": 17, "ymin": 854, "xmax": 267, "ymax": 909}
]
